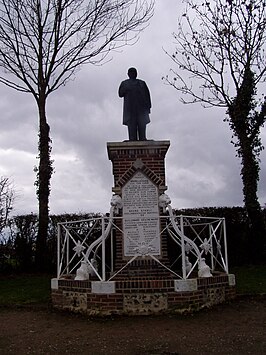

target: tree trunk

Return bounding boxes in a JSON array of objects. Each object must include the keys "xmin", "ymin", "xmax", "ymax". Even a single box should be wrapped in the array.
[
  {"xmin": 229, "ymin": 107, "xmax": 265, "ymax": 262},
  {"xmin": 227, "ymin": 69, "xmax": 266, "ymax": 263},
  {"xmin": 240, "ymin": 143, "xmax": 265, "ymax": 263},
  {"xmin": 35, "ymin": 95, "xmax": 52, "ymax": 271},
  {"xmin": 241, "ymin": 145, "xmax": 260, "ymax": 212}
]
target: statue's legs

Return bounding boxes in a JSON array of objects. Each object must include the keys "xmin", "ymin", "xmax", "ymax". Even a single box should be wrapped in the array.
[
  {"xmin": 137, "ymin": 120, "xmax": 147, "ymax": 140},
  {"xmin": 128, "ymin": 122, "xmax": 138, "ymax": 140},
  {"xmin": 127, "ymin": 113, "xmax": 147, "ymax": 141}
]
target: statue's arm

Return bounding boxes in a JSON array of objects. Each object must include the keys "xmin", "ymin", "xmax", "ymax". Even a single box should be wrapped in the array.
[
  {"xmin": 144, "ymin": 81, "xmax": 152, "ymax": 109},
  {"xmin": 118, "ymin": 81, "xmax": 126, "ymax": 97}
]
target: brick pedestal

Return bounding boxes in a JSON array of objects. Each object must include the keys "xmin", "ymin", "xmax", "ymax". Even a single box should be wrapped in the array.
[
  {"xmin": 107, "ymin": 140, "xmax": 171, "ymax": 279},
  {"xmin": 107, "ymin": 140, "xmax": 170, "ymax": 195}
]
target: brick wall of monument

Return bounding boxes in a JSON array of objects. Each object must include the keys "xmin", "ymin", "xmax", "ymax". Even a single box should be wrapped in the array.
[{"xmin": 51, "ymin": 275, "xmax": 236, "ymax": 315}]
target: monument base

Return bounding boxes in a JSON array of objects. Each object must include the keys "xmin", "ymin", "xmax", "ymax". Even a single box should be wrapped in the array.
[
  {"xmin": 51, "ymin": 139, "xmax": 236, "ymax": 315},
  {"xmin": 51, "ymin": 273, "xmax": 236, "ymax": 316}
]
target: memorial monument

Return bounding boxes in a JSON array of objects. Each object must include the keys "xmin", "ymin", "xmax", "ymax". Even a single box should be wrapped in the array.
[{"xmin": 51, "ymin": 72, "xmax": 236, "ymax": 315}]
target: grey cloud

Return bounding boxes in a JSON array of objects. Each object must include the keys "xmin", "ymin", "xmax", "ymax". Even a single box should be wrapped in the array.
[{"xmin": 0, "ymin": 0, "xmax": 265, "ymax": 215}]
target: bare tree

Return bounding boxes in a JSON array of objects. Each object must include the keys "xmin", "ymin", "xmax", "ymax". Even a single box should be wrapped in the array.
[
  {"xmin": 0, "ymin": 177, "xmax": 14, "ymax": 233},
  {"xmin": 0, "ymin": 0, "xmax": 154, "ymax": 270},
  {"xmin": 164, "ymin": 0, "xmax": 266, "ymax": 262}
]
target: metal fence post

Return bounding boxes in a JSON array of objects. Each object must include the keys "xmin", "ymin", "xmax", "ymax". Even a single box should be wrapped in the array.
[
  {"xmin": 102, "ymin": 217, "xmax": 106, "ymax": 281},
  {"xmin": 57, "ymin": 224, "xmax": 61, "ymax": 278},
  {"xmin": 66, "ymin": 229, "xmax": 69, "ymax": 275},
  {"xmin": 180, "ymin": 215, "xmax": 186, "ymax": 279},
  {"xmin": 223, "ymin": 218, "xmax": 229, "ymax": 273}
]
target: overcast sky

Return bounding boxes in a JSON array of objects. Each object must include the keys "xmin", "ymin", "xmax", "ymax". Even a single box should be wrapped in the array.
[{"xmin": 0, "ymin": 0, "xmax": 265, "ymax": 216}]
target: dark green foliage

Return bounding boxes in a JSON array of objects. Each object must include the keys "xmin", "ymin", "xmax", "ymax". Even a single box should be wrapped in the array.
[
  {"xmin": 35, "ymin": 117, "xmax": 53, "ymax": 272},
  {"xmin": 13, "ymin": 214, "xmax": 38, "ymax": 272},
  {"xmin": 0, "ymin": 212, "xmax": 101, "ymax": 274},
  {"xmin": 227, "ymin": 68, "xmax": 266, "ymax": 262},
  {"xmin": 0, "ymin": 208, "xmax": 265, "ymax": 274},
  {"xmin": 174, "ymin": 207, "xmax": 258, "ymax": 266}
]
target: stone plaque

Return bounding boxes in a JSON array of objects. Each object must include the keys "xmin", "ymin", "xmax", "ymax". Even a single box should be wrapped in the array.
[
  {"xmin": 91, "ymin": 281, "xmax": 116, "ymax": 294},
  {"xmin": 122, "ymin": 171, "xmax": 160, "ymax": 256}
]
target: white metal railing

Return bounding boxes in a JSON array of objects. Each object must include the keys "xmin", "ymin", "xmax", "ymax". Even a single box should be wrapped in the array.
[
  {"xmin": 56, "ymin": 202, "xmax": 229, "ymax": 281},
  {"xmin": 166, "ymin": 205, "xmax": 228, "ymax": 279}
]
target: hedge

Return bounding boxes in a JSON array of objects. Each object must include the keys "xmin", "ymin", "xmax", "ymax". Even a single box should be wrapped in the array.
[{"xmin": 0, "ymin": 208, "xmax": 265, "ymax": 273}]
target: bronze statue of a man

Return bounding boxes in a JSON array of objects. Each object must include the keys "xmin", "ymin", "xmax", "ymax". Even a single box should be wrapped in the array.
[{"xmin": 118, "ymin": 67, "xmax": 151, "ymax": 141}]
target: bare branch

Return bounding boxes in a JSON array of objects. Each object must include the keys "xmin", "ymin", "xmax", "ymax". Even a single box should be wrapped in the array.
[
  {"xmin": 0, "ymin": 177, "xmax": 15, "ymax": 233},
  {"xmin": 164, "ymin": 0, "xmax": 266, "ymax": 108},
  {"xmin": 0, "ymin": 0, "xmax": 154, "ymax": 99}
]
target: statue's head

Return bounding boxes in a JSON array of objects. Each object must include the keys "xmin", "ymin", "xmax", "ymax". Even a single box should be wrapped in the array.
[{"xmin": 128, "ymin": 67, "xmax": 137, "ymax": 79}]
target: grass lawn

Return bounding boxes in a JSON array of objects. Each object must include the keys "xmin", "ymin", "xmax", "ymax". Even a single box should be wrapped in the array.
[
  {"xmin": 0, "ymin": 266, "xmax": 265, "ymax": 307},
  {"xmin": 231, "ymin": 265, "xmax": 266, "ymax": 295},
  {"xmin": 0, "ymin": 274, "xmax": 52, "ymax": 306}
]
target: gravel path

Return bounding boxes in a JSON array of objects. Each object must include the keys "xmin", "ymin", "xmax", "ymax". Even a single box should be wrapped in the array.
[{"xmin": 0, "ymin": 296, "xmax": 265, "ymax": 355}]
